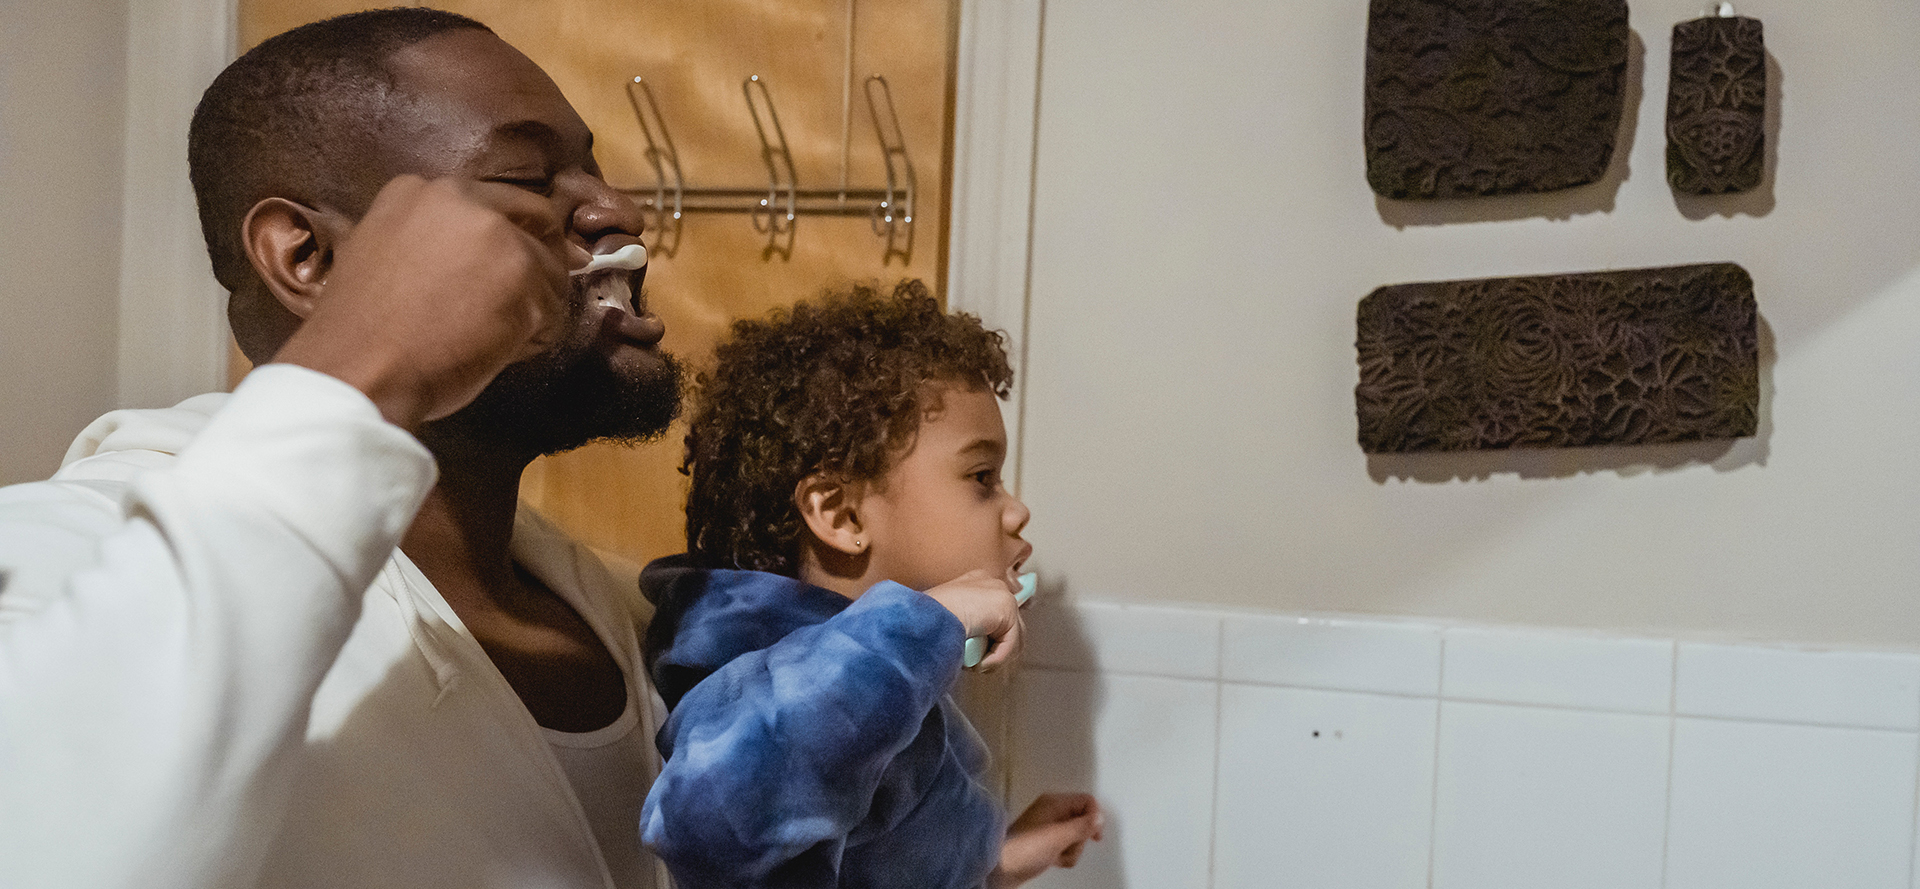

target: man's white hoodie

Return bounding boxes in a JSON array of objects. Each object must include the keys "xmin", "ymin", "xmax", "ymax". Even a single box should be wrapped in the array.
[{"xmin": 0, "ymin": 365, "xmax": 663, "ymax": 889}]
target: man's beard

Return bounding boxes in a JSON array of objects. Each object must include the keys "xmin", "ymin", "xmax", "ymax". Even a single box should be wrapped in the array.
[{"xmin": 416, "ymin": 317, "xmax": 684, "ymax": 462}]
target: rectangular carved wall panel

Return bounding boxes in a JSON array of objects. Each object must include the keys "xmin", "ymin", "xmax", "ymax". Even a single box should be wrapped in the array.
[
  {"xmin": 1364, "ymin": 0, "xmax": 1630, "ymax": 199},
  {"xmin": 1666, "ymin": 14, "xmax": 1766, "ymax": 195},
  {"xmin": 1355, "ymin": 264, "xmax": 1758, "ymax": 453}
]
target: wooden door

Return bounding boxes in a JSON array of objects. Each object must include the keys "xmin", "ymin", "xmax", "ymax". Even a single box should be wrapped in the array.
[{"xmin": 235, "ymin": 0, "xmax": 957, "ymax": 566}]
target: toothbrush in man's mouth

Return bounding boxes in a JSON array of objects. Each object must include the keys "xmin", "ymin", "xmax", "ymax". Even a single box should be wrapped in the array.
[
  {"xmin": 573, "ymin": 243, "xmax": 662, "ymax": 344},
  {"xmin": 572, "ymin": 243, "xmax": 646, "ymax": 277}
]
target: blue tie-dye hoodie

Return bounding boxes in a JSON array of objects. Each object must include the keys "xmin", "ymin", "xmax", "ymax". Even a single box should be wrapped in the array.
[{"xmin": 639, "ymin": 556, "xmax": 1005, "ymax": 889}]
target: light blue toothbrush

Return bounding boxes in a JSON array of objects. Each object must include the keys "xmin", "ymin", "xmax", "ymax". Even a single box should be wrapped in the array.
[{"xmin": 963, "ymin": 572, "xmax": 1036, "ymax": 668}]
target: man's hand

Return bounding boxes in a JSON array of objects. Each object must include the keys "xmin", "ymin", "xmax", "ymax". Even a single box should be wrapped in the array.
[
  {"xmin": 922, "ymin": 569, "xmax": 1024, "ymax": 671},
  {"xmin": 270, "ymin": 175, "xmax": 583, "ymax": 429},
  {"xmin": 991, "ymin": 793, "xmax": 1104, "ymax": 888}
]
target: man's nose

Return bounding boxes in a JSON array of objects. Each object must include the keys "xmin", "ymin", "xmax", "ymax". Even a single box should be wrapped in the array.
[{"xmin": 570, "ymin": 179, "xmax": 646, "ymax": 244}]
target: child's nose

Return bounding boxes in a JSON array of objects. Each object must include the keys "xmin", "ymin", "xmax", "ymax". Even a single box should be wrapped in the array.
[{"xmin": 1006, "ymin": 496, "xmax": 1032, "ymax": 535}]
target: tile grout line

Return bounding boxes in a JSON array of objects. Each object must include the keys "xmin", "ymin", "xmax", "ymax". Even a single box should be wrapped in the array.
[
  {"xmin": 1667, "ymin": 710, "xmax": 1920, "ymax": 735},
  {"xmin": 1426, "ymin": 635, "xmax": 1446, "ymax": 889},
  {"xmin": 1028, "ymin": 661, "xmax": 1920, "ymax": 734},
  {"xmin": 1907, "ymin": 680, "xmax": 1920, "ymax": 889},
  {"xmin": 1659, "ymin": 640, "xmax": 1678, "ymax": 889},
  {"xmin": 1205, "ymin": 618, "xmax": 1224, "ymax": 889},
  {"xmin": 997, "ymin": 670, "xmax": 1016, "ymax": 811}
]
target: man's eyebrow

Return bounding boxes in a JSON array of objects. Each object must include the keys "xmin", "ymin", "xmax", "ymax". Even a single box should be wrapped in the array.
[
  {"xmin": 489, "ymin": 120, "xmax": 595, "ymax": 164},
  {"xmin": 493, "ymin": 120, "xmax": 562, "ymax": 146}
]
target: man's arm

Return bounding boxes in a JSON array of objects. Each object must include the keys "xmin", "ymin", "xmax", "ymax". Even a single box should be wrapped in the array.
[
  {"xmin": 0, "ymin": 366, "xmax": 436, "ymax": 888},
  {"xmin": 269, "ymin": 175, "xmax": 578, "ymax": 431},
  {"xmin": 0, "ymin": 176, "xmax": 573, "ymax": 889}
]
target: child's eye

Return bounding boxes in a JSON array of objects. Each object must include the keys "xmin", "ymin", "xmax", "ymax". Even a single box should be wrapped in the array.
[{"xmin": 972, "ymin": 469, "xmax": 998, "ymax": 489}]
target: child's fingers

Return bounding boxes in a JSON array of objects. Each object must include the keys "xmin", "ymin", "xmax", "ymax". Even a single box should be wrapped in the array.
[
  {"xmin": 926, "ymin": 569, "xmax": 1026, "ymax": 671},
  {"xmin": 993, "ymin": 798, "xmax": 1104, "ymax": 889},
  {"xmin": 1057, "ymin": 837, "xmax": 1087, "ymax": 868},
  {"xmin": 974, "ymin": 610, "xmax": 1023, "ymax": 671},
  {"xmin": 1011, "ymin": 792, "xmax": 1100, "ymax": 828},
  {"xmin": 1012, "ymin": 810, "xmax": 1102, "ymax": 867}
]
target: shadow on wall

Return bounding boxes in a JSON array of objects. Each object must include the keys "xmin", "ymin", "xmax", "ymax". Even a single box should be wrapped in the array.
[
  {"xmin": 1001, "ymin": 580, "xmax": 1127, "ymax": 889},
  {"xmin": 1365, "ymin": 313, "xmax": 1775, "ymax": 483}
]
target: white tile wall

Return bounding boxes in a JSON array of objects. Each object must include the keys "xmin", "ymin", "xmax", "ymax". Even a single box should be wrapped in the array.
[
  {"xmin": 1443, "ymin": 627, "xmax": 1673, "ymax": 713},
  {"xmin": 1213, "ymin": 685, "xmax": 1436, "ymax": 889},
  {"xmin": 1009, "ymin": 668, "xmax": 1218, "ymax": 889},
  {"xmin": 1022, "ymin": 598, "xmax": 1222, "ymax": 678},
  {"xmin": 1665, "ymin": 719, "xmax": 1917, "ymax": 889},
  {"xmin": 1675, "ymin": 643, "xmax": 1920, "ymax": 730},
  {"xmin": 996, "ymin": 599, "xmax": 1920, "ymax": 889},
  {"xmin": 1432, "ymin": 702, "xmax": 1669, "ymax": 889},
  {"xmin": 1221, "ymin": 613, "xmax": 1441, "ymax": 696}
]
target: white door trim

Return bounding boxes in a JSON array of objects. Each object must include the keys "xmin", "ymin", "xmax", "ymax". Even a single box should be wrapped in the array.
[{"xmin": 117, "ymin": 0, "xmax": 236, "ymax": 407}]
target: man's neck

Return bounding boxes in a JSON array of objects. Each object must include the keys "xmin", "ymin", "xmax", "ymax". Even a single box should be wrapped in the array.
[
  {"xmin": 399, "ymin": 446, "xmax": 628, "ymax": 733},
  {"xmin": 400, "ymin": 453, "xmax": 526, "ymax": 602}
]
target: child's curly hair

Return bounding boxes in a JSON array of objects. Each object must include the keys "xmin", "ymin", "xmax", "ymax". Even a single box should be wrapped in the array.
[{"xmin": 683, "ymin": 279, "xmax": 1014, "ymax": 575}]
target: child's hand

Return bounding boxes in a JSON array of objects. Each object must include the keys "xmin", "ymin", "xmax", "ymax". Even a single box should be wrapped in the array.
[
  {"xmin": 923, "ymin": 569, "xmax": 1023, "ymax": 670},
  {"xmin": 990, "ymin": 793, "xmax": 1105, "ymax": 889}
]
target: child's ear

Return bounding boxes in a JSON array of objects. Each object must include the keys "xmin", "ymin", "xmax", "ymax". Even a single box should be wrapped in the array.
[
  {"xmin": 240, "ymin": 196, "xmax": 347, "ymax": 320},
  {"xmin": 794, "ymin": 472, "xmax": 867, "ymax": 556}
]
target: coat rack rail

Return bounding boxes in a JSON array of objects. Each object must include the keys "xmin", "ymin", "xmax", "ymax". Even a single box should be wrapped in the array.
[
  {"xmin": 620, "ymin": 187, "xmax": 910, "ymax": 217},
  {"xmin": 622, "ymin": 74, "xmax": 915, "ymax": 262}
]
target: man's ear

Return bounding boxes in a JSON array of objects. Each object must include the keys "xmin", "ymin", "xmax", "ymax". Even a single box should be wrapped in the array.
[
  {"xmin": 794, "ymin": 472, "xmax": 867, "ymax": 556},
  {"xmin": 240, "ymin": 197, "xmax": 346, "ymax": 319}
]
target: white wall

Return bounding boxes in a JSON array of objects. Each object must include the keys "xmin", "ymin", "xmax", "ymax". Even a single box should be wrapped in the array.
[
  {"xmin": 0, "ymin": 3, "xmax": 130, "ymax": 484},
  {"xmin": 959, "ymin": 0, "xmax": 1920, "ymax": 647},
  {"xmin": 0, "ymin": 0, "xmax": 228, "ymax": 486}
]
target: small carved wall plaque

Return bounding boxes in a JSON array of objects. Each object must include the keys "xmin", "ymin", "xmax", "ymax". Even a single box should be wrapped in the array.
[
  {"xmin": 1356, "ymin": 263, "xmax": 1758, "ymax": 453},
  {"xmin": 1364, "ymin": 0, "xmax": 1630, "ymax": 200},
  {"xmin": 1666, "ymin": 13, "xmax": 1766, "ymax": 194}
]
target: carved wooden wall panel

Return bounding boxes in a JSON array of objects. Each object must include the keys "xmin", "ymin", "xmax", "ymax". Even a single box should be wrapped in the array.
[
  {"xmin": 1363, "ymin": 0, "xmax": 1630, "ymax": 199},
  {"xmin": 1355, "ymin": 263, "xmax": 1758, "ymax": 453},
  {"xmin": 1666, "ymin": 14, "xmax": 1766, "ymax": 195}
]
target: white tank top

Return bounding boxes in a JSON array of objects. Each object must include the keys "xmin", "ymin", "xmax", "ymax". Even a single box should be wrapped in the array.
[{"xmin": 545, "ymin": 700, "xmax": 659, "ymax": 888}]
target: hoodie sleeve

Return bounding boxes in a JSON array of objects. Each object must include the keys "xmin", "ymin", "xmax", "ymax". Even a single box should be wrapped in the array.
[
  {"xmin": 641, "ymin": 581, "xmax": 967, "ymax": 889},
  {"xmin": 0, "ymin": 364, "xmax": 436, "ymax": 889}
]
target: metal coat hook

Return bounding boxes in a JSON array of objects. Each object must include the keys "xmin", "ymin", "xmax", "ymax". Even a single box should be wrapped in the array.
[
  {"xmin": 624, "ymin": 77, "xmax": 685, "ymax": 257},
  {"xmin": 744, "ymin": 75, "xmax": 798, "ymax": 260},
  {"xmin": 864, "ymin": 75, "xmax": 915, "ymax": 265},
  {"xmin": 615, "ymin": 74, "xmax": 917, "ymax": 262}
]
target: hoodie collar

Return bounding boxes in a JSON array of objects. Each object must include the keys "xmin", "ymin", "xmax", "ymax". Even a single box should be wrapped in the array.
[
  {"xmin": 639, "ymin": 555, "xmax": 851, "ymax": 707},
  {"xmin": 60, "ymin": 392, "xmax": 230, "ymax": 467}
]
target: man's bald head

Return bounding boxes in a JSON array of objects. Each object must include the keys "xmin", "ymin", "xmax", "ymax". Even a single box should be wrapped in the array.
[{"xmin": 187, "ymin": 8, "xmax": 490, "ymax": 298}]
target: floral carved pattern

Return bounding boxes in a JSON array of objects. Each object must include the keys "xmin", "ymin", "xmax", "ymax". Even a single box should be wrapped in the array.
[
  {"xmin": 1666, "ymin": 15, "xmax": 1765, "ymax": 194},
  {"xmin": 1363, "ymin": 0, "xmax": 1629, "ymax": 199},
  {"xmin": 1355, "ymin": 264, "xmax": 1758, "ymax": 453}
]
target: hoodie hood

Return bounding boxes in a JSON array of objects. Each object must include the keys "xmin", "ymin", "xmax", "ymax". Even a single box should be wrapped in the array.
[
  {"xmin": 62, "ymin": 392, "xmax": 230, "ymax": 467},
  {"xmin": 640, "ymin": 554, "xmax": 854, "ymax": 710}
]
